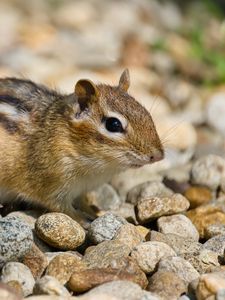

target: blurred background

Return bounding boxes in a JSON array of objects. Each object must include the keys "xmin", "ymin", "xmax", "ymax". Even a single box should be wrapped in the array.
[{"xmin": 1, "ymin": 0, "xmax": 225, "ymax": 175}]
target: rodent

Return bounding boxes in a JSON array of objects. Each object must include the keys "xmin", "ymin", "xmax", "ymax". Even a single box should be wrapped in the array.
[{"xmin": 0, "ymin": 69, "xmax": 164, "ymax": 224}]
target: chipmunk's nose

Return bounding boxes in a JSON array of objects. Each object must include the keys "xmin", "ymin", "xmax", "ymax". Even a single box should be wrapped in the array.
[{"xmin": 149, "ymin": 148, "xmax": 164, "ymax": 163}]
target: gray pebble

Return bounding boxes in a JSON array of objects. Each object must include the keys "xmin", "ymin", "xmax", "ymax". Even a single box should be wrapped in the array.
[
  {"xmin": 127, "ymin": 181, "xmax": 173, "ymax": 205},
  {"xmin": 203, "ymin": 234, "xmax": 225, "ymax": 257},
  {"xmin": 157, "ymin": 214, "xmax": 199, "ymax": 241},
  {"xmin": 158, "ymin": 256, "xmax": 199, "ymax": 285},
  {"xmin": 79, "ymin": 280, "xmax": 160, "ymax": 300},
  {"xmin": 88, "ymin": 212, "xmax": 127, "ymax": 244},
  {"xmin": 191, "ymin": 155, "xmax": 225, "ymax": 190},
  {"xmin": 1, "ymin": 262, "xmax": 35, "ymax": 297},
  {"xmin": 0, "ymin": 216, "xmax": 33, "ymax": 266},
  {"xmin": 131, "ymin": 241, "xmax": 176, "ymax": 274}
]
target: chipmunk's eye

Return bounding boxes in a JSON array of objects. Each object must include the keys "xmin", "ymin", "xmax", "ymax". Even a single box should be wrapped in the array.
[{"xmin": 105, "ymin": 117, "xmax": 124, "ymax": 133}]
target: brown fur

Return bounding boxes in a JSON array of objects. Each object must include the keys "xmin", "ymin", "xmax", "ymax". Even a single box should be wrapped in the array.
[{"xmin": 0, "ymin": 70, "xmax": 163, "ymax": 223}]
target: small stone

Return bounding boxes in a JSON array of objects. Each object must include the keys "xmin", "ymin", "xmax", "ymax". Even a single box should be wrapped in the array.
[
  {"xmin": 22, "ymin": 243, "xmax": 48, "ymax": 279},
  {"xmin": 83, "ymin": 240, "xmax": 131, "ymax": 269},
  {"xmin": 88, "ymin": 213, "xmax": 127, "ymax": 244},
  {"xmin": 0, "ymin": 283, "xmax": 22, "ymax": 300},
  {"xmin": 187, "ymin": 205, "xmax": 225, "ymax": 239},
  {"xmin": 44, "ymin": 251, "xmax": 82, "ymax": 264},
  {"xmin": 46, "ymin": 253, "xmax": 87, "ymax": 285},
  {"xmin": 111, "ymin": 202, "xmax": 137, "ymax": 224},
  {"xmin": 150, "ymin": 231, "xmax": 202, "ymax": 255},
  {"xmin": 113, "ymin": 223, "xmax": 144, "ymax": 251},
  {"xmin": 131, "ymin": 241, "xmax": 176, "ymax": 274},
  {"xmin": 203, "ymin": 234, "xmax": 225, "ymax": 257},
  {"xmin": 196, "ymin": 272, "xmax": 225, "ymax": 300},
  {"xmin": 7, "ymin": 210, "xmax": 40, "ymax": 229},
  {"xmin": 157, "ymin": 214, "xmax": 199, "ymax": 241},
  {"xmin": 184, "ymin": 186, "xmax": 213, "ymax": 208},
  {"xmin": 68, "ymin": 265, "xmax": 148, "ymax": 293},
  {"xmin": 1, "ymin": 262, "xmax": 35, "ymax": 297},
  {"xmin": 136, "ymin": 193, "xmax": 190, "ymax": 224},
  {"xmin": 158, "ymin": 256, "xmax": 200, "ymax": 285},
  {"xmin": 206, "ymin": 92, "xmax": 225, "ymax": 137},
  {"xmin": 80, "ymin": 184, "xmax": 122, "ymax": 216},
  {"xmin": 80, "ymin": 280, "xmax": 160, "ymax": 300},
  {"xmin": 181, "ymin": 249, "xmax": 219, "ymax": 274},
  {"xmin": 147, "ymin": 271, "xmax": 186, "ymax": 299},
  {"xmin": 205, "ymin": 224, "xmax": 225, "ymax": 239},
  {"xmin": 35, "ymin": 213, "xmax": 85, "ymax": 250},
  {"xmin": 127, "ymin": 181, "xmax": 173, "ymax": 205},
  {"xmin": 191, "ymin": 155, "xmax": 225, "ymax": 190},
  {"xmin": 0, "ymin": 216, "xmax": 33, "ymax": 266},
  {"xmin": 33, "ymin": 275, "xmax": 70, "ymax": 297}
]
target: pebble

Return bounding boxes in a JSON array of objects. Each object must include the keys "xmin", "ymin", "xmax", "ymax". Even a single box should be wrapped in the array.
[
  {"xmin": 110, "ymin": 202, "xmax": 137, "ymax": 224},
  {"xmin": 79, "ymin": 280, "xmax": 160, "ymax": 300},
  {"xmin": 88, "ymin": 212, "xmax": 127, "ymax": 244},
  {"xmin": 80, "ymin": 184, "xmax": 122, "ymax": 216},
  {"xmin": 135, "ymin": 193, "xmax": 190, "ymax": 224},
  {"xmin": 0, "ymin": 215, "xmax": 33, "ymax": 266},
  {"xmin": 181, "ymin": 249, "xmax": 219, "ymax": 274},
  {"xmin": 45, "ymin": 253, "xmax": 87, "ymax": 285},
  {"xmin": 0, "ymin": 282, "xmax": 23, "ymax": 300},
  {"xmin": 68, "ymin": 265, "xmax": 148, "ymax": 293},
  {"xmin": 1, "ymin": 262, "xmax": 35, "ymax": 297},
  {"xmin": 35, "ymin": 213, "xmax": 85, "ymax": 250},
  {"xmin": 196, "ymin": 272, "xmax": 225, "ymax": 300},
  {"xmin": 203, "ymin": 234, "xmax": 225, "ymax": 257},
  {"xmin": 186, "ymin": 204, "xmax": 225, "ymax": 239},
  {"xmin": 147, "ymin": 271, "xmax": 186, "ymax": 300},
  {"xmin": 157, "ymin": 214, "xmax": 199, "ymax": 241},
  {"xmin": 184, "ymin": 186, "xmax": 213, "ymax": 208},
  {"xmin": 126, "ymin": 181, "xmax": 173, "ymax": 205},
  {"xmin": 150, "ymin": 231, "xmax": 202, "ymax": 255},
  {"xmin": 191, "ymin": 155, "xmax": 225, "ymax": 190},
  {"xmin": 83, "ymin": 240, "xmax": 131, "ymax": 269},
  {"xmin": 206, "ymin": 92, "xmax": 225, "ymax": 136},
  {"xmin": 33, "ymin": 275, "xmax": 70, "ymax": 297},
  {"xmin": 113, "ymin": 223, "xmax": 144, "ymax": 251},
  {"xmin": 157, "ymin": 256, "xmax": 200, "ymax": 285},
  {"xmin": 131, "ymin": 241, "xmax": 176, "ymax": 274},
  {"xmin": 204, "ymin": 224, "xmax": 225, "ymax": 239},
  {"xmin": 22, "ymin": 243, "xmax": 48, "ymax": 279}
]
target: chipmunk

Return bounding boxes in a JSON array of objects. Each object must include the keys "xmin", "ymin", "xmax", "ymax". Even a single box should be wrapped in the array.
[{"xmin": 0, "ymin": 69, "xmax": 163, "ymax": 224}]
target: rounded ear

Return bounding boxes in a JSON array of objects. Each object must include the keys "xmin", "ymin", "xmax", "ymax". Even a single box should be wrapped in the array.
[
  {"xmin": 119, "ymin": 69, "xmax": 130, "ymax": 92},
  {"xmin": 74, "ymin": 79, "xmax": 98, "ymax": 112},
  {"xmin": 75, "ymin": 79, "xmax": 98, "ymax": 99}
]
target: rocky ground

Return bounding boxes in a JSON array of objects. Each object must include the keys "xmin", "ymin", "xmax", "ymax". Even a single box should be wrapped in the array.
[{"xmin": 1, "ymin": 0, "xmax": 225, "ymax": 299}]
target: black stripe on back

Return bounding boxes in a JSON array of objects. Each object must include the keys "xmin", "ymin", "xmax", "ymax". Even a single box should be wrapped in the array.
[
  {"xmin": 0, "ymin": 95, "xmax": 31, "ymax": 112},
  {"xmin": 0, "ymin": 113, "xmax": 19, "ymax": 134}
]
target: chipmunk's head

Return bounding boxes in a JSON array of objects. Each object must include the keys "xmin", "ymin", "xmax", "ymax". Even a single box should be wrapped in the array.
[{"xmin": 67, "ymin": 69, "xmax": 164, "ymax": 171}]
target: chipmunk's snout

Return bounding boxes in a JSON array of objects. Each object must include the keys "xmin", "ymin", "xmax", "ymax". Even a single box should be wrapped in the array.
[{"xmin": 149, "ymin": 148, "xmax": 164, "ymax": 163}]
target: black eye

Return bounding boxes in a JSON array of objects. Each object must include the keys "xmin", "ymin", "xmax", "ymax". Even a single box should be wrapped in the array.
[{"xmin": 105, "ymin": 117, "xmax": 124, "ymax": 133}]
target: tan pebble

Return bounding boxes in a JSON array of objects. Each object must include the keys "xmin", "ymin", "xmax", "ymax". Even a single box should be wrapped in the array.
[
  {"xmin": 196, "ymin": 272, "xmax": 225, "ymax": 300},
  {"xmin": 136, "ymin": 193, "xmax": 189, "ymax": 224},
  {"xmin": 0, "ymin": 282, "xmax": 22, "ymax": 300},
  {"xmin": 35, "ymin": 213, "xmax": 86, "ymax": 250},
  {"xmin": 46, "ymin": 253, "xmax": 87, "ymax": 285},
  {"xmin": 5, "ymin": 281, "xmax": 23, "ymax": 298},
  {"xmin": 184, "ymin": 186, "xmax": 212, "ymax": 208},
  {"xmin": 147, "ymin": 271, "xmax": 186, "ymax": 299},
  {"xmin": 22, "ymin": 243, "xmax": 48, "ymax": 279},
  {"xmin": 113, "ymin": 223, "xmax": 144, "ymax": 251},
  {"xmin": 187, "ymin": 205, "xmax": 225, "ymax": 239}
]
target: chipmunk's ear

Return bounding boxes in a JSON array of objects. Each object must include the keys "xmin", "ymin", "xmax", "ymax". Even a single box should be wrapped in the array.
[
  {"xmin": 119, "ymin": 69, "xmax": 130, "ymax": 92},
  {"xmin": 74, "ymin": 79, "xmax": 98, "ymax": 110}
]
